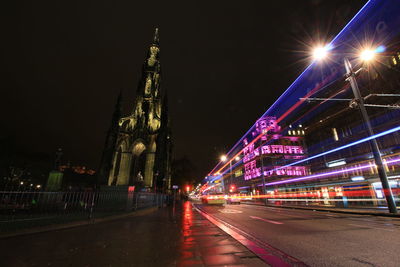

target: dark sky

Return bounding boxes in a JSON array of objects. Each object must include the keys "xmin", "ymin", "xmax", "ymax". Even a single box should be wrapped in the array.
[{"xmin": 1, "ymin": 0, "xmax": 366, "ymax": 179}]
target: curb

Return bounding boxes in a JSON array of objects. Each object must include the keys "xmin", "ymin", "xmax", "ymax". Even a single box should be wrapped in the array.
[
  {"xmin": 0, "ymin": 206, "xmax": 159, "ymax": 240},
  {"xmin": 242, "ymin": 202, "xmax": 400, "ymax": 218}
]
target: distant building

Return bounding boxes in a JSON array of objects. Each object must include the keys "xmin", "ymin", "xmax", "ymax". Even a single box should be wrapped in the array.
[
  {"xmin": 232, "ymin": 117, "xmax": 308, "ymax": 194},
  {"xmin": 59, "ymin": 164, "xmax": 96, "ymax": 175}
]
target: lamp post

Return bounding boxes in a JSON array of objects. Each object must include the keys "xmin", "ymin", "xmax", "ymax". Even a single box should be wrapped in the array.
[
  {"xmin": 232, "ymin": 156, "xmax": 240, "ymax": 191},
  {"xmin": 312, "ymin": 45, "xmax": 397, "ymax": 213},
  {"xmin": 220, "ymin": 155, "xmax": 227, "ymax": 193},
  {"xmin": 221, "ymin": 155, "xmax": 240, "ymax": 194},
  {"xmin": 260, "ymin": 150, "xmax": 267, "ymax": 204},
  {"xmin": 259, "ymin": 132, "xmax": 267, "ymax": 205},
  {"xmin": 344, "ymin": 57, "xmax": 397, "ymax": 214}
]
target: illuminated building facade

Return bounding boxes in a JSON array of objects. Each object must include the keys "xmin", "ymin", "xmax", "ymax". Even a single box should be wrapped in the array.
[
  {"xmin": 99, "ymin": 29, "xmax": 172, "ymax": 191},
  {"xmin": 231, "ymin": 117, "xmax": 308, "ymax": 194}
]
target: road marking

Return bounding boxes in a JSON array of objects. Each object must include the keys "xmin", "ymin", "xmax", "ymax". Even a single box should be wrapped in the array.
[
  {"xmin": 250, "ymin": 216, "xmax": 283, "ymax": 225},
  {"xmin": 220, "ymin": 209, "xmax": 243, "ymax": 214},
  {"xmin": 348, "ymin": 223, "xmax": 395, "ymax": 232}
]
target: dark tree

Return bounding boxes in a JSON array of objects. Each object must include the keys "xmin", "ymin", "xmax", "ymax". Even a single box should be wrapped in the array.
[{"xmin": 171, "ymin": 156, "xmax": 198, "ymax": 188}]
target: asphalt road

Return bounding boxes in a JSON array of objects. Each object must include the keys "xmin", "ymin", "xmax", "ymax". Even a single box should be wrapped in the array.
[{"xmin": 196, "ymin": 203, "xmax": 400, "ymax": 267}]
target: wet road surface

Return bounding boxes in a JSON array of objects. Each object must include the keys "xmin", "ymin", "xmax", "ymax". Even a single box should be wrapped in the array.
[
  {"xmin": 0, "ymin": 202, "xmax": 267, "ymax": 267},
  {"xmin": 196, "ymin": 203, "xmax": 400, "ymax": 267}
]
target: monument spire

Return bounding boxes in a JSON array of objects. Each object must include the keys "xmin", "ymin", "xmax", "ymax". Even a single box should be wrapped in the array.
[{"xmin": 152, "ymin": 28, "xmax": 159, "ymax": 46}]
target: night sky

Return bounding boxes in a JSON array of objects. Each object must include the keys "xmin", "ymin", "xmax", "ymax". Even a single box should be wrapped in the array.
[{"xmin": 1, "ymin": 0, "xmax": 366, "ymax": 180}]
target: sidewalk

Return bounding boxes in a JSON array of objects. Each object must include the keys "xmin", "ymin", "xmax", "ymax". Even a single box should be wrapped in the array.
[
  {"xmin": 242, "ymin": 201, "xmax": 400, "ymax": 217},
  {"xmin": 0, "ymin": 201, "xmax": 267, "ymax": 267},
  {"xmin": 178, "ymin": 201, "xmax": 267, "ymax": 266}
]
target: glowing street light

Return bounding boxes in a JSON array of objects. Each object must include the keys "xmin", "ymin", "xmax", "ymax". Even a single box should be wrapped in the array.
[
  {"xmin": 313, "ymin": 45, "xmax": 379, "ymax": 63},
  {"xmin": 312, "ymin": 46, "xmax": 328, "ymax": 60},
  {"xmin": 311, "ymin": 44, "xmax": 397, "ymax": 214},
  {"xmin": 360, "ymin": 49, "xmax": 376, "ymax": 61},
  {"xmin": 220, "ymin": 154, "xmax": 239, "ymax": 194}
]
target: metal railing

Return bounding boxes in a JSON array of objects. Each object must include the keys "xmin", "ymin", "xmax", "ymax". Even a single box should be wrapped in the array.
[{"xmin": 0, "ymin": 189, "xmax": 169, "ymax": 233}]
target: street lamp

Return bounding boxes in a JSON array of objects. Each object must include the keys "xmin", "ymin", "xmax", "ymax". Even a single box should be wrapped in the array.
[
  {"xmin": 344, "ymin": 54, "xmax": 397, "ymax": 214},
  {"xmin": 360, "ymin": 49, "xmax": 376, "ymax": 61},
  {"xmin": 220, "ymin": 155, "xmax": 227, "ymax": 193},
  {"xmin": 312, "ymin": 45, "xmax": 397, "ymax": 214},
  {"xmin": 220, "ymin": 155, "xmax": 240, "ymax": 194},
  {"xmin": 220, "ymin": 155, "xmax": 227, "ymax": 162},
  {"xmin": 312, "ymin": 45, "xmax": 329, "ymax": 61}
]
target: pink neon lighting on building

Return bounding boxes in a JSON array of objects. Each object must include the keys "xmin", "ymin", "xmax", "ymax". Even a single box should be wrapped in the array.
[
  {"xmin": 252, "ymin": 117, "xmax": 281, "ymax": 137},
  {"xmin": 244, "ymin": 160, "xmax": 261, "ymax": 180},
  {"xmin": 262, "ymin": 157, "xmax": 400, "ymax": 186},
  {"xmin": 261, "ymin": 145, "xmax": 304, "ymax": 154},
  {"xmin": 243, "ymin": 117, "xmax": 307, "ymax": 181},
  {"xmin": 265, "ymin": 166, "xmax": 307, "ymax": 176}
]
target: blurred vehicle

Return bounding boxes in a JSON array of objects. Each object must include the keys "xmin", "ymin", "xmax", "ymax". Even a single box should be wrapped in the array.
[
  {"xmin": 227, "ymin": 194, "xmax": 240, "ymax": 204},
  {"xmin": 201, "ymin": 193, "xmax": 225, "ymax": 205},
  {"xmin": 189, "ymin": 194, "xmax": 201, "ymax": 202}
]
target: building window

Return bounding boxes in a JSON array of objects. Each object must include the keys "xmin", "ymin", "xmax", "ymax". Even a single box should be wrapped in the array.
[{"xmin": 392, "ymin": 56, "xmax": 397, "ymax": 65}]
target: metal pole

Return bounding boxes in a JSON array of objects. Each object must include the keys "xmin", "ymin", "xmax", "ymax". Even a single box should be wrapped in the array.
[
  {"xmin": 344, "ymin": 57, "xmax": 397, "ymax": 214},
  {"xmin": 260, "ymin": 141, "xmax": 267, "ymax": 205},
  {"xmin": 221, "ymin": 175, "xmax": 225, "ymax": 194},
  {"xmin": 230, "ymin": 160, "xmax": 233, "ymax": 191}
]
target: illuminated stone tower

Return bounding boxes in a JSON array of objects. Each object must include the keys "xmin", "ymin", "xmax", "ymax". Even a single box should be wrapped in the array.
[
  {"xmin": 107, "ymin": 28, "xmax": 171, "ymax": 190},
  {"xmin": 97, "ymin": 90, "xmax": 122, "ymax": 185}
]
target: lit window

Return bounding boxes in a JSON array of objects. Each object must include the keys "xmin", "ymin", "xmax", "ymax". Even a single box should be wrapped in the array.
[
  {"xmin": 332, "ymin": 128, "xmax": 339, "ymax": 141},
  {"xmin": 392, "ymin": 56, "xmax": 397, "ymax": 65},
  {"xmin": 301, "ymin": 130, "xmax": 305, "ymax": 135},
  {"xmin": 297, "ymin": 130, "xmax": 300, "ymax": 135},
  {"xmin": 288, "ymin": 130, "xmax": 291, "ymax": 135}
]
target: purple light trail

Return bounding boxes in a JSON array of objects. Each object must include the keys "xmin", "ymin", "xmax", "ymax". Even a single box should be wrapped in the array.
[{"xmin": 261, "ymin": 157, "xmax": 400, "ymax": 187}]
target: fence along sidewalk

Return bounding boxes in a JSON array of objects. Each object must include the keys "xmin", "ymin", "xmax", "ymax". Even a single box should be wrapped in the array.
[{"xmin": 0, "ymin": 188, "xmax": 169, "ymax": 233}]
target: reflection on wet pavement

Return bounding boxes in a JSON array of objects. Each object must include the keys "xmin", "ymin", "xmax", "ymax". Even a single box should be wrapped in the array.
[{"xmin": 178, "ymin": 201, "xmax": 267, "ymax": 266}]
